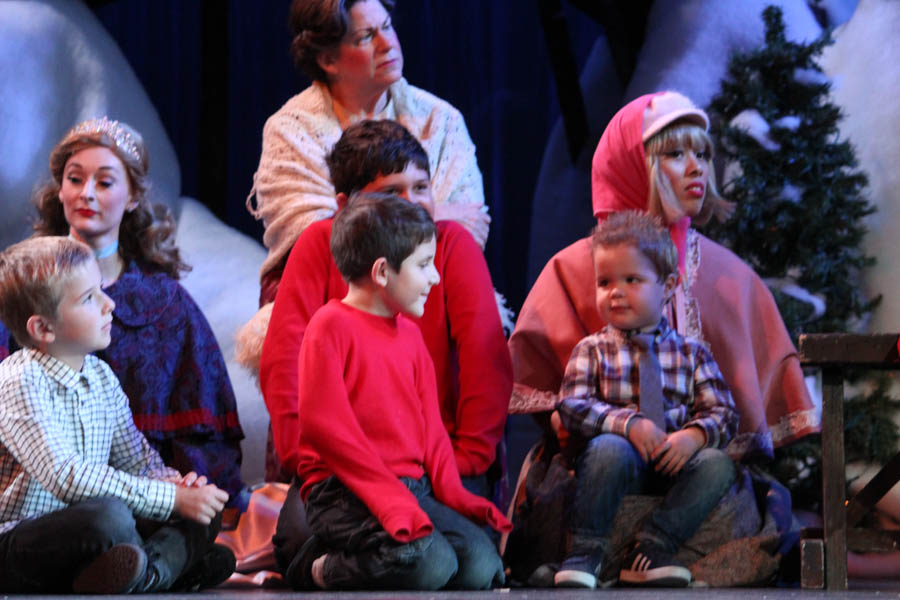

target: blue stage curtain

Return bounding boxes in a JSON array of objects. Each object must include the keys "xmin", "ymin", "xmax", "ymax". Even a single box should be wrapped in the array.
[{"xmin": 91, "ymin": 0, "xmax": 601, "ymax": 312}]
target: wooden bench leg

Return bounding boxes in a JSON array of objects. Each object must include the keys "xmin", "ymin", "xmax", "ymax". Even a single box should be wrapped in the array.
[
  {"xmin": 800, "ymin": 538, "xmax": 825, "ymax": 589},
  {"xmin": 821, "ymin": 368, "xmax": 847, "ymax": 590}
]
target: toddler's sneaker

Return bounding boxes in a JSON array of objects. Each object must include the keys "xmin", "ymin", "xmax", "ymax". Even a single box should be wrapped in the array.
[
  {"xmin": 619, "ymin": 542, "xmax": 691, "ymax": 587},
  {"xmin": 554, "ymin": 553, "xmax": 601, "ymax": 588}
]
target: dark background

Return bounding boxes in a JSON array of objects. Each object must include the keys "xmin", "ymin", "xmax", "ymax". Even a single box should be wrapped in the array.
[{"xmin": 89, "ymin": 0, "xmax": 605, "ymax": 314}]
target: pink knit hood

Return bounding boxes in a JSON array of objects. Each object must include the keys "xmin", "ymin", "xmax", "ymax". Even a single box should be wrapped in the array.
[{"xmin": 591, "ymin": 92, "xmax": 690, "ymax": 273}]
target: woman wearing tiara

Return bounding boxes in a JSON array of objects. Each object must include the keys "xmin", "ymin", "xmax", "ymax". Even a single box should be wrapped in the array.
[{"xmin": 0, "ymin": 117, "xmax": 248, "ymax": 513}]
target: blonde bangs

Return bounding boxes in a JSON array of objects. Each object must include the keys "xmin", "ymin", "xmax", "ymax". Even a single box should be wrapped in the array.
[{"xmin": 645, "ymin": 123, "xmax": 714, "ymax": 159}]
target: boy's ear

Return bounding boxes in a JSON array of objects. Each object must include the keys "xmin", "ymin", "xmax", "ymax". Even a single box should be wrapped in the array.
[
  {"xmin": 336, "ymin": 192, "xmax": 349, "ymax": 212},
  {"xmin": 26, "ymin": 315, "xmax": 56, "ymax": 345},
  {"xmin": 663, "ymin": 273, "xmax": 679, "ymax": 301},
  {"xmin": 371, "ymin": 257, "xmax": 390, "ymax": 288}
]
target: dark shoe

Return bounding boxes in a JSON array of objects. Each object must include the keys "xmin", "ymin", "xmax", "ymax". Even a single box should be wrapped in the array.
[
  {"xmin": 619, "ymin": 542, "xmax": 691, "ymax": 587},
  {"xmin": 72, "ymin": 543, "xmax": 148, "ymax": 594},
  {"xmin": 284, "ymin": 535, "xmax": 327, "ymax": 590},
  {"xmin": 171, "ymin": 543, "xmax": 236, "ymax": 591},
  {"xmin": 554, "ymin": 553, "xmax": 601, "ymax": 588}
]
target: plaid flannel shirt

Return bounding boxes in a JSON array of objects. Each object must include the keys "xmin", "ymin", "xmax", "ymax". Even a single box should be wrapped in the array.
[
  {"xmin": 0, "ymin": 348, "xmax": 178, "ymax": 534},
  {"xmin": 557, "ymin": 318, "xmax": 738, "ymax": 449}
]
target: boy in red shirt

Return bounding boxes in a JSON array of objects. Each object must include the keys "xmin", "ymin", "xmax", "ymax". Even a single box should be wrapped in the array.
[
  {"xmin": 284, "ymin": 194, "xmax": 510, "ymax": 590},
  {"xmin": 260, "ymin": 120, "xmax": 511, "ymax": 492}
]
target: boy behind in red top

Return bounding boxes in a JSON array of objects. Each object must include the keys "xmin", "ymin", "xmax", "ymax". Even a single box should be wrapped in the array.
[
  {"xmin": 259, "ymin": 119, "xmax": 511, "ymax": 494},
  {"xmin": 283, "ymin": 194, "xmax": 510, "ymax": 590},
  {"xmin": 264, "ymin": 119, "xmax": 512, "ymax": 574}
]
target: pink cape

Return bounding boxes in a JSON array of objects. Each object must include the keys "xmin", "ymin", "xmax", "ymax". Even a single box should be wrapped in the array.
[{"xmin": 509, "ymin": 93, "xmax": 819, "ymax": 459}]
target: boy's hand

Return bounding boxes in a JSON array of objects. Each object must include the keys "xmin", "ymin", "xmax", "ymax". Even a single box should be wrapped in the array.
[
  {"xmin": 167, "ymin": 471, "xmax": 208, "ymax": 488},
  {"xmin": 433, "ymin": 203, "xmax": 490, "ymax": 248},
  {"xmin": 651, "ymin": 427, "xmax": 705, "ymax": 476},
  {"xmin": 173, "ymin": 483, "xmax": 229, "ymax": 524},
  {"xmin": 627, "ymin": 417, "xmax": 666, "ymax": 463}
]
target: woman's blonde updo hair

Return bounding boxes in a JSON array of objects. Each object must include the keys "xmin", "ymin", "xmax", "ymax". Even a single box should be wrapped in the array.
[
  {"xmin": 644, "ymin": 122, "xmax": 734, "ymax": 226},
  {"xmin": 32, "ymin": 117, "xmax": 190, "ymax": 279}
]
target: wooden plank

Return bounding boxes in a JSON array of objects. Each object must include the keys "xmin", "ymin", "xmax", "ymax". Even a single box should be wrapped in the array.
[
  {"xmin": 820, "ymin": 368, "xmax": 848, "ymax": 590},
  {"xmin": 804, "ymin": 527, "xmax": 900, "ymax": 553},
  {"xmin": 847, "ymin": 451, "xmax": 900, "ymax": 527},
  {"xmin": 799, "ymin": 333, "xmax": 899, "ymax": 367},
  {"xmin": 800, "ymin": 539, "xmax": 825, "ymax": 589},
  {"xmin": 848, "ymin": 528, "xmax": 900, "ymax": 552}
]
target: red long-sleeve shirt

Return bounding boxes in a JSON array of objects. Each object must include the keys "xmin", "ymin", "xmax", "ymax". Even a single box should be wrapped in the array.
[
  {"xmin": 296, "ymin": 300, "xmax": 511, "ymax": 542},
  {"xmin": 260, "ymin": 219, "xmax": 511, "ymax": 478}
]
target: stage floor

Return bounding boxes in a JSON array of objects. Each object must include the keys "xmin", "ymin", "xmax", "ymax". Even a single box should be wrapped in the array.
[{"xmin": 11, "ymin": 581, "xmax": 900, "ymax": 600}]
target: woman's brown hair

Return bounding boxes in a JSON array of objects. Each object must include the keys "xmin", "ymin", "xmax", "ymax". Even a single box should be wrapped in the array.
[
  {"xmin": 288, "ymin": 0, "xmax": 395, "ymax": 83},
  {"xmin": 32, "ymin": 118, "xmax": 190, "ymax": 279}
]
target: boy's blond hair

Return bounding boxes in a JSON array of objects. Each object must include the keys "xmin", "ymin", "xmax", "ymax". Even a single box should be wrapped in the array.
[
  {"xmin": 592, "ymin": 211, "xmax": 678, "ymax": 282},
  {"xmin": 0, "ymin": 237, "xmax": 94, "ymax": 347}
]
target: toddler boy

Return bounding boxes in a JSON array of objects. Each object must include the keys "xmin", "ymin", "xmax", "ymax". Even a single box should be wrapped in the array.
[
  {"xmin": 0, "ymin": 237, "xmax": 233, "ymax": 594},
  {"xmin": 553, "ymin": 211, "xmax": 738, "ymax": 588},
  {"xmin": 285, "ymin": 194, "xmax": 510, "ymax": 590}
]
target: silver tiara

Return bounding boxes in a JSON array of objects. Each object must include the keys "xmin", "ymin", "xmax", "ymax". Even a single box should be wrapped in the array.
[{"xmin": 66, "ymin": 116, "xmax": 141, "ymax": 162}]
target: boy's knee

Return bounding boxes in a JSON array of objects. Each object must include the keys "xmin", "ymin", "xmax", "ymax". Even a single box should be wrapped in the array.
[
  {"xmin": 399, "ymin": 533, "xmax": 458, "ymax": 590},
  {"xmin": 73, "ymin": 497, "xmax": 138, "ymax": 546},
  {"xmin": 585, "ymin": 434, "xmax": 638, "ymax": 461},
  {"xmin": 580, "ymin": 434, "xmax": 642, "ymax": 478},
  {"xmin": 694, "ymin": 448, "xmax": 736, "ymax": 488},
  {"xmin": 448, "ymin": 538, "xmax": 503, "ymax": 590}
]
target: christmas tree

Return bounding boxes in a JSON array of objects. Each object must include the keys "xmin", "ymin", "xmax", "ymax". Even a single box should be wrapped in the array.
[
  {"xmin": 705, "ymin": 5, "xmax": 893, "ymax": 511},
  {"xmin": 707, "ymin": 5, "xmax": 879, "ymax": 339}
]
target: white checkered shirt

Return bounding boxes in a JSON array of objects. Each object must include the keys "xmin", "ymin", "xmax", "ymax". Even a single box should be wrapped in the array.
[
  {"xmin": 0, "ymin": 348, "xmax": 178, "ymax": 534},
  {"xmin": 557, "ymin": 319, "xmax": 738, "ymax": 449}
]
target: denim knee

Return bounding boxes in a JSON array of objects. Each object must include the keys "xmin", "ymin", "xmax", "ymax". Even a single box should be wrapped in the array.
[
  {"xmin": 691, "ymin": 448, "xmax": 736, "ymax": 495},
  {"xmin": 577, "ymin": 434, "xmax": 643, "ymax": 484},
  {"xmin": 447, "ymin": 535, "xmax": 503, "ymax": 590},
  {"xmin": 401, "ymin": 532, "xmax": 458, "ymax": 590},
  {"xmin": 74, "ymin": 497, "xmax": 139, "ymax": 548}
]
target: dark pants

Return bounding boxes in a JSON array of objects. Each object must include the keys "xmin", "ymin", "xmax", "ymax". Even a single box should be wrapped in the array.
[
  {"xmin": 570, "ymin": 434, "xmax": 736, "ymax": 557},
  {"xmin": 276, "ymin": 476, "xmax": 502, "ymax": 590},
  {"xmin": 0, "ymin": 496, "xmax": 218, "ymax": 593},
  {"xmin": 273, "ymin": 473, "xmax": 491, "ymax": 578}
]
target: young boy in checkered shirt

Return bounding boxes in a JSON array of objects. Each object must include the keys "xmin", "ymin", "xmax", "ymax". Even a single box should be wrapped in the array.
[
  {"xmin": 0, "ymin": 237, "xmax": 233, "ymax": 594},
  {"xmin": 553, "ymin": 211, "xmax": 739, "ymax": 589}
]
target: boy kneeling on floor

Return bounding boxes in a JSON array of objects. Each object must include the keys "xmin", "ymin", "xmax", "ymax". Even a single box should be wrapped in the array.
[{"xmin": 284, "ymin": 194, "xmax": 510, "ymax": 590}]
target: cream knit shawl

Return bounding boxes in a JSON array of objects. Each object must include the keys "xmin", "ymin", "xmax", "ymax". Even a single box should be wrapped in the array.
[{"xmin": 247, "ymin": 78, "xmax": 485, "ymax": 280}]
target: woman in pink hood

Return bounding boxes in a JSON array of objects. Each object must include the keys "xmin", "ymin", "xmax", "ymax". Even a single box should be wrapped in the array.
[{"xmin": 509, "ymin": 91, "xmax": 818, "ymax": 461}]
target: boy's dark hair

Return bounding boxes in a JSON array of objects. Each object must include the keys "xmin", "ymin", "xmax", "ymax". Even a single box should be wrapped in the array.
[
  {"xmin": 326, "ymin": 120, "xmax": 430, "ymax": 196},
  {"xmin": 0, "ymin": 236, "xmax": 94, "ymax": 347},
  {"xmin": 331, "ymin": 192, "xmax": 435, "ymax": 283},
  {"xmin": 592, "ymin": 211, "xmax": 678, "ymax": 282}
]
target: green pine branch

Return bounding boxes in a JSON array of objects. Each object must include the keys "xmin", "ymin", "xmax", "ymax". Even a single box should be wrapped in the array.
[
  {"xmin": 703, "ymin": 5, "xmax": 894, "ymax": 511},
  {"xmin": 706, "ymin": 5, "xmax": 879, "ymax": 339}
]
